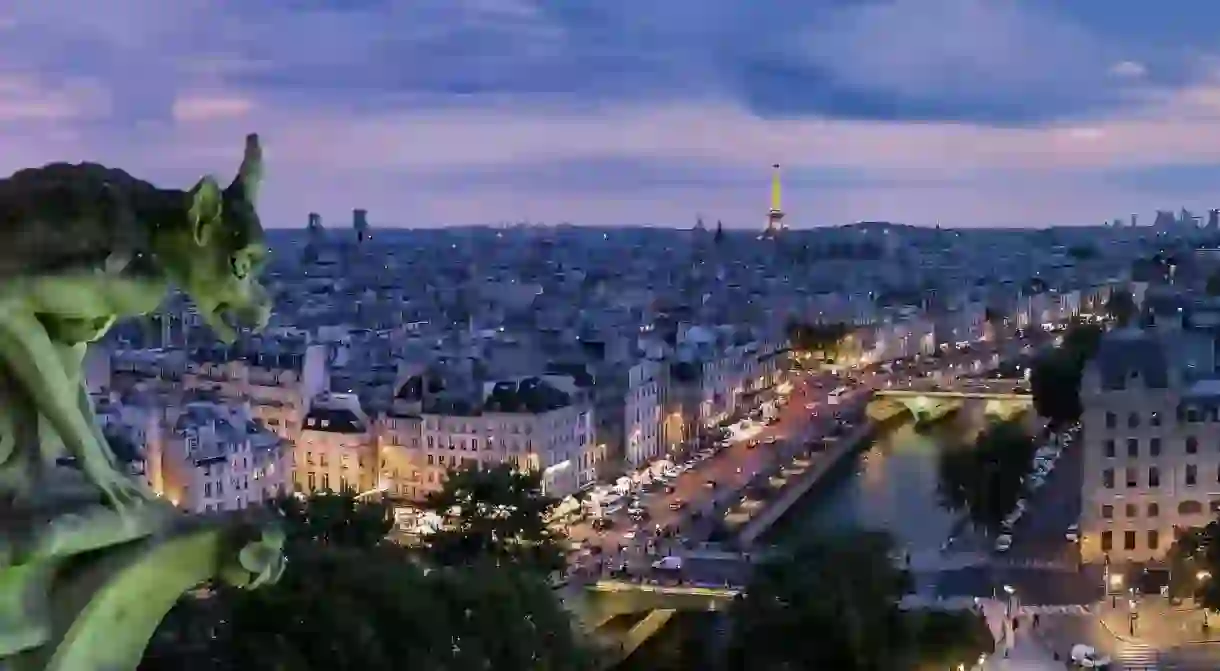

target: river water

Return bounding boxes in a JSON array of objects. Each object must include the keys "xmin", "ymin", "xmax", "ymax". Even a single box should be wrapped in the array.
[
  {"xmin": 619, "ymin": 412, "xmax": 990, "ymax": 668},
  {"xmin": 771, "ymin": 415, "xmax": 985, "ymax": 550}
]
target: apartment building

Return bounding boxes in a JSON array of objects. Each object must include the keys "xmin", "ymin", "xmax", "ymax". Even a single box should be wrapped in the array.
[
  {"xmin": 1078, "ymin": 298, "xmax": 1220, "ymax": 568},
  {"xmin": 96, "ymin": 397, "xmax": 292, "ymax": 514},
  {"xmin": 174, "ymin": 402, "xmax": 291, "ymax": 513},
  {"xmin": 294, "ymin": 393, "xmax": 377, "ymax": 495},
  {"xmin": 376, "ymin": 388, "xmax": 426, "ymax": 502},
  {"xmin": 365, "ymin": 369, "xmax": 598, "ymax": 501},
  {"xmin": 624, "ymin": 359, "xmax": 663, "ymax": 468},
  {"xmin": 182, "ymin": 340, "xmax": 328, "ymax": 444},
  {"xmin": 1080, "ymin": 331, "xmax": 1178, "ymax": 567}
]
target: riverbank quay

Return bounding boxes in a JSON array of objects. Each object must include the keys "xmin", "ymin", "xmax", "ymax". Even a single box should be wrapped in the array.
[{"xmin": 736, "ymin": 420, "xmax": 880, "ymax": 549}]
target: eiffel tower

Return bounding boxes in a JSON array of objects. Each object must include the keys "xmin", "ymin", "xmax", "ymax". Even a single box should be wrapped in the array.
[{"xmin": 763, "ymin": 163, "xmax": 785, "ymax": 238}]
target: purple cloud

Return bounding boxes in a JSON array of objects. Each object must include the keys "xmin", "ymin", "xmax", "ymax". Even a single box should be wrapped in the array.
[{"xmin": 1, "ymin": 0, "xmax": 1220, "ymax": 228}]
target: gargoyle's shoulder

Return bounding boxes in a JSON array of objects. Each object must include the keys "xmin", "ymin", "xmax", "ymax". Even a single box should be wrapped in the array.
[
  {"xmin": 0, "ymin": 163, "xmax": 179, "ymax": 278},
  {"xmin": 0, "ymin": 162, "xmax": 170, "ymax": 202}
]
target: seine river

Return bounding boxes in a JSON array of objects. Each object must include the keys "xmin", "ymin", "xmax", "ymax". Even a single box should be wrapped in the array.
[{"xmin": 618, "ymin": 411, "xmax": 990, "ymax": 669}]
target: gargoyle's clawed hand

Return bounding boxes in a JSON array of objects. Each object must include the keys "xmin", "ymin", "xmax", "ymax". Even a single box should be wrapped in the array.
[{"xmin": 86, "ymin": 462, "xmax": 152, "ymax": 511}]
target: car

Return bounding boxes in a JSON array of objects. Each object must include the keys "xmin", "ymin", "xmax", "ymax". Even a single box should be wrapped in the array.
[
  {"xmin": 994, "ymin": 534, "xmax": 1013, "ymax": 553},
  {"xmin": 664, "ymin": 485, "xmax": 676, "ymax": 494},
  {"xmin": 668, "ymin": 499, "xmax": 685, "ymax": 511},
  {"xmin": 1070, "ymin": 644, "xmax": 1111, "ymax": 668},
  {"xmin": 1066, "ymin": 524, "xmax": 1080, "ymax": 543},
  {"xmin": 622, "ymin": 530, "xmax": 636, "ymax": 540},
  {"xmin": 765, "ymin": 436, "xmax": 778, "ymax": 445},
  {"xmin": 592, "ymin": 517, "xmax": 613, "ymax": 531},
  {"xmin": 652, "ymin": 555, "xmax": 684, "ymax": 571},
  {"xmin": 704, "ymin": 480, "xmax": 717, "ymax": 489}
]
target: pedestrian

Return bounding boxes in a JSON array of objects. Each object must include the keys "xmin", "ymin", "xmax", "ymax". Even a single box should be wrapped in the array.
[{"xmin": 1032, "ymin": 613, "xmax": 1040, "ymax": 629}]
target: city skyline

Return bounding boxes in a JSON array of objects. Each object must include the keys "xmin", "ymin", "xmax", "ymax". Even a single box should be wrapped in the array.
[{"xmin": 6, "ymin": 0, "xmax": 1220, "ymax": 228}]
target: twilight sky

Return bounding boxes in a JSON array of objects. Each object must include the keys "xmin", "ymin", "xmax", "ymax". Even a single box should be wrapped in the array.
[{"xmin": 5, "ymin": 0, "xmax": 1220, "ymax": 229}]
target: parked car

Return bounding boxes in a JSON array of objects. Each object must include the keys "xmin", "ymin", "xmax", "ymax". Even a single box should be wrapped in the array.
[
  {"xmin": 1065, "ymin": 524, "xmax": 1080, "ymax": 543},
  {"xmin": 1070, "ymin": 644, "xmax": 1111, "ymax": 668},
  {"xmin": 994, "ymin": 534, "xmax": 1013, "ymax": 553}
]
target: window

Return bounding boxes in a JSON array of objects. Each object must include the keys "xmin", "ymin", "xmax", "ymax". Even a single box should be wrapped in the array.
[
  {"xmin": 1149, "ymin": 467, "xmax": 1160, "ymax": 488},
  {"xmin": 1148, "ymin": 530, "xmax": 1160, "ymax": 550},
  {"xmin": 1128, "ymin": 412, "xmax": 1140, "ymax": 429},
  {"xmin": 1127, "ymin": 438, "xmax": 1138, "ymax": 458},
  {"xmin": 1125, "ymin": 503, "xmax": 1137, "ymax": 517},
  {"xmin": 1187, "ymin": 464, "xmax": 1198, "ymax": 486},
  {"xmin": 1179, "ymin": 500, "xmax": 1204, "ymax": 515},
  {"xmin": 1148, "ymin": 502, "xmax": 1160, "ymax": 517},
  {"xmin": 1150, "ymin": 438, "xmax": 1162, "ymax": 456},
  {"xmin": 1101, "ymin": 531, "xmax": 1113, "ymax": 552},
  {"xmin": 1103, "ymin": 468, "xmax": 1115, "ymax": 488},
  {"xmin": 1187, "ymin": 436, "xmax": 1199, "ymax": 454},
  {"xmin": 1124, "ymin": 531, "xmax": 1137, "ymax": 550},
  {"xmin": 1101, "ymin": 504, "xmax": 1114, "ymax": 519},
  {"xmin": 1105, "ymin": 412, "xmax": 1117, "ymax": 428},
  {"xmin": 1126, "ymin": 467, "xmax": 1137, "ymax": 488},
  {"xmin": 1104, "ymin": 440, "xmax": 1116, "ymax": 458}
]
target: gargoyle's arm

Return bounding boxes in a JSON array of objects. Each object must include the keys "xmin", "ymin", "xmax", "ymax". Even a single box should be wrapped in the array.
[{"xmin": 0, "ymin": 298, "xmax": 130, "ymax": 498}]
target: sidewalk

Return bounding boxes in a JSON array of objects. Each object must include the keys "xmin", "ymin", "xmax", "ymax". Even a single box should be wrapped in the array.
[
  {"xmin": 983, "ymin": 629, "xmax": 1066, "ymax": 670},
  {"xmin": 1097, "ymin": 596, "xmax": 1220, "ymax": 646},
  {"xmin": 979, "ymin": 599, "xmax": 1067, "ymax": 670}
]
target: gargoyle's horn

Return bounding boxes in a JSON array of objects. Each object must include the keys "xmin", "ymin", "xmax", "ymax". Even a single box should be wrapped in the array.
[{"xmin": 233, "ymin": 133, "xmax": 263, "ymax": 202}]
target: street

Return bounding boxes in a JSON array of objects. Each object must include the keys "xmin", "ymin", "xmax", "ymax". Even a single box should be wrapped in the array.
[
  {"xmin": 569, "ymin": 372, "xmax": 853, "ymax": 570},
  {"xmin": 936, "ymin": 421, "xmax": 1097, "ymax": 603},
  {"xmin": 568, "ymin": 332, "xmax": 1049, "ymax": 584}
]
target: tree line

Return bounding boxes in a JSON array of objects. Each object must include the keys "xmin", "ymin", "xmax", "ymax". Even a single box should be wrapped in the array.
[
  {"xmin": 1028, "ymin": 292, "xmax": 1131, "ymax": 430},
  {"xmin": 141, "ymin": 460, "xmax": 994, "ymax": 670}
]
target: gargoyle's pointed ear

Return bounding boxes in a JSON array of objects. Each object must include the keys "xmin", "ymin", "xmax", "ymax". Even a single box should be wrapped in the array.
[
  {"xmin": 231, "ymin": 133, "xmax": 263, "ymax": 203},
  {"xmin": 188, "ymin": 176, "xmax": 223, "ymax": 246}
]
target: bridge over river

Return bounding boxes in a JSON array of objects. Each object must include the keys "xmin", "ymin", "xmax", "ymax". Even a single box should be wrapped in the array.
[
  {"xmin": 568, "ymin": 550, "xmax": 1079, "ymax": 626},
  {"xmin": 867, "ymin": 379, "xmax": 1033, "ymax": 424},
  {"xmin": 588, "ymin": 381, "xmax": 1056, "ymax": 665}
]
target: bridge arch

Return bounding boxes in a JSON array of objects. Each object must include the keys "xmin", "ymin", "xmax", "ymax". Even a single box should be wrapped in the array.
[{"xmin": 577, "ymin": 583, "xmax": 738, "ymax": 624}]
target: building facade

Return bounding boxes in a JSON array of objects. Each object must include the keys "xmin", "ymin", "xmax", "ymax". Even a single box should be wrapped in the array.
[{"xmin": 624, "ymin": 359, "xmax": 663, "ymax": 468}]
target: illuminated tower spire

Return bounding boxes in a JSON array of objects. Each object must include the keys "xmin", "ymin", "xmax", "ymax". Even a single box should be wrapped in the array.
[{"xmin": 765, "ymin": 163, "xmax": 786, "ymax": 237}]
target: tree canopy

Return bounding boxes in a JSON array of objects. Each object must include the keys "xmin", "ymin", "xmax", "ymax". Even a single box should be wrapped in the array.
[
  {"xmin": 1105, "ymin": 289, "xmax": 1137, "ymax": 326},
  {"xmin": 938, "ymin": 418, "xmax": 1037, "ymax": 535},
  {"xmin": 785, "ymin": 319, "xmax": 851, "ymax": 358},
  {"xmin": 271, "ymin": 488, "xmax": 394, "ymax": 549},
  {"xmin": 422, "ymin": 462, "xmax": 568, "ymax": 574},
  {"xmin": 726, "ymin": 530, "xmax": 912, "ymax": 670},
  {"xmin": 1207, "ymin": 272, "xmax": 1220, "ymax": 297},
  {"xmin": 1029, "ymin": 320, "xmax": 1103, "ymax": 427},
  {"xmin": 1166, "ymin": 521, "xmax": 1220, "ymax": 613},
  {"xmin": 904, "ymin": 610, "xmax": 993, "ymax": 670},
  {"xmin": 142, "ymin": 488, "xmax": 591, "ymax": 671}
]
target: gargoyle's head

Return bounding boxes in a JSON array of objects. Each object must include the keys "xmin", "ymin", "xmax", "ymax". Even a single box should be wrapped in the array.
[{"xmin": 180, "ymin": 134, "xmax": 271, "ymax": 342}]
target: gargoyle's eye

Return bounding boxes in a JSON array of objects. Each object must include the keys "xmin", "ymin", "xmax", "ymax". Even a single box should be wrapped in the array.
[{"xmin": 231, "ymin": 254, "xmax": 249, "ymax": 280}]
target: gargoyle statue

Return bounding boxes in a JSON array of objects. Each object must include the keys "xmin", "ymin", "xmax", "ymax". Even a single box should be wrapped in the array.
[{"xmin": 0, "ymin": 134, "xmax": 272, "ymax": 511}]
